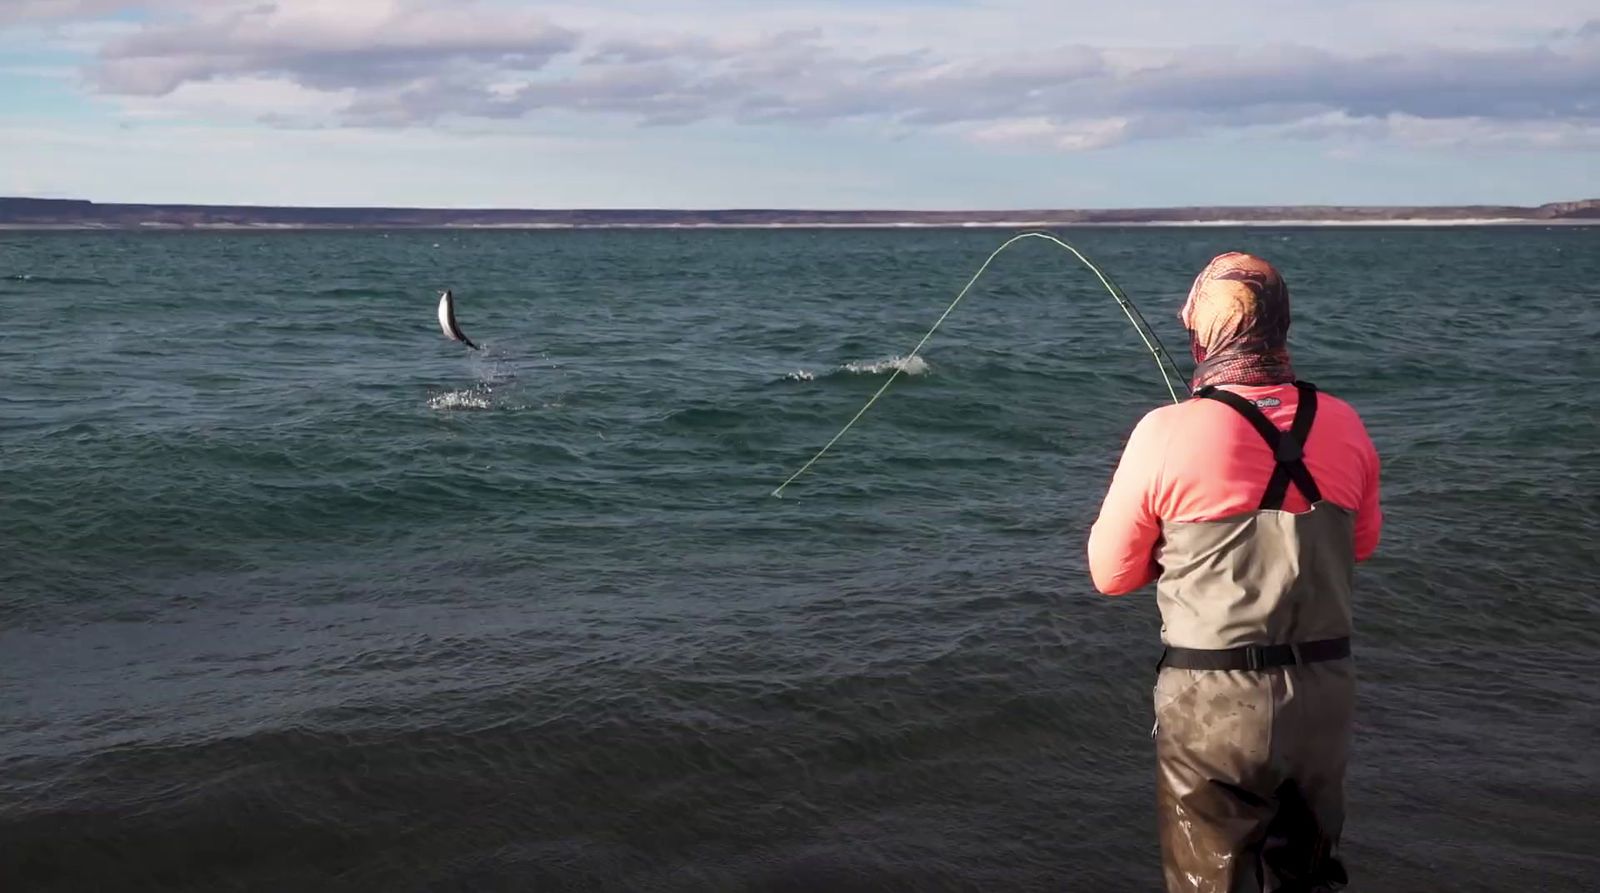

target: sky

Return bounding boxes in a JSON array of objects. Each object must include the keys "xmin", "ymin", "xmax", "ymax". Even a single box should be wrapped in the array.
[{"xmin": 1, "ymin": 0, "xmax": 1597, "ymax": 209}]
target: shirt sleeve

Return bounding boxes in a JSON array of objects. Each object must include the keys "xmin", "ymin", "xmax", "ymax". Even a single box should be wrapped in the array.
[
  {"xmin": 1087, "ymin": 411, "xmax": 1167, "ymax": 595},
  {"xmin": 1354, "ymin": 436, "xmax": 1382, "ymax": 562}
]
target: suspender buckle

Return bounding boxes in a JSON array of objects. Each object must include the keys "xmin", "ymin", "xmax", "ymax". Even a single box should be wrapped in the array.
[{"xmin": 1245, "ymin": 646, "xmax": 1264, "ymax": 671}]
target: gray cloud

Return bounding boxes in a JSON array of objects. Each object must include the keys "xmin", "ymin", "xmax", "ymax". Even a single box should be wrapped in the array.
[
  {"xmin": 0, "ymin": 1, "xmax": 158, "ymax": 26},
  {"xmin": 94, "ymin": 2, "xmax": 578, "ymax": 95},
  {"xmin": 78, "ymin": 2, "xmax": 1600, "ymax": 150},
  {"xmin": 1107, "ymin": 45, "xmax": 1600, "ymax": 121}
]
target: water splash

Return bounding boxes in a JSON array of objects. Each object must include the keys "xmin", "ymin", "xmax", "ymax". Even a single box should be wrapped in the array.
[
  {"xmin": 427, "ymin": 386, "xmax": 494, "ymax": 411},
  {"xmin": 784, "ymin": 355, "xmax": 931, "ymax": 382}
]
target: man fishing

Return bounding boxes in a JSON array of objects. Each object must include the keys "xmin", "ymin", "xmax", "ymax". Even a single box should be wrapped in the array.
[{"xmin": 1088, "ymin": 252, "xmax": 1383, "ymax": 892}]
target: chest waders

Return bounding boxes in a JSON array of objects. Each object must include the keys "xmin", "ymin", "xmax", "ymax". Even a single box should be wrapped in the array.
[{"xmin": 1151, "ymin": 382, "xmax": 1355, "ymax": 893}]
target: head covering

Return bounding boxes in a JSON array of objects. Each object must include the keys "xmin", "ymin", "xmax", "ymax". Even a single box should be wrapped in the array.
[{"xmin": 1180, "ymin": 251, "xmax": 1295, "ymax": 391}]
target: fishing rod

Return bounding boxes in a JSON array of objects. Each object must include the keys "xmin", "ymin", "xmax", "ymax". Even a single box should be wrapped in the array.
[{"xmin": 772, "ymin": 231, "xmax": 1191, "ymax": 498}]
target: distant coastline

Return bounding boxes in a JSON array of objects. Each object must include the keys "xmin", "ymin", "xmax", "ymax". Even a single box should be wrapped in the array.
[{"xmin": 2, "ymin": 196, "xmax": 1596, "ymax": 230}]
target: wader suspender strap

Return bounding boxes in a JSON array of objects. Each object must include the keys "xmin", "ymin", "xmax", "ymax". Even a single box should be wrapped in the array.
[{"xmin": 1195, "ymin": 382, "xmax": 1323, "ymax": 510}]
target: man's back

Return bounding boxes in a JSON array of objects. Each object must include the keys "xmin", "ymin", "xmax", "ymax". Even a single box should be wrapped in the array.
[{"xmin": 1089, "ymin": 381, "xmax": 1382, "ymax": 597}]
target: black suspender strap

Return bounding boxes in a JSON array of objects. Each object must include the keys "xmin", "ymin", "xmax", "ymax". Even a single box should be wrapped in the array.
[
  {"xmin": 1195, "ymin": 381, "xmax": 1323, "ymax": 510},
  {"xmin": 1276, "ymin": 382, "xmax": 1322, "ymax": 507}
]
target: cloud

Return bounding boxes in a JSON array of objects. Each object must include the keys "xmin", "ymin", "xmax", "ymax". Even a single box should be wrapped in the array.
[
  {"xmin": 94, "ymin": 0, "xmax": 577, "ymax": 95},
  {"xmin": 1280, "ymin": 111, "xmax": 1600, "ymax": 151},
  {"xmin": 1551, "ymin": 18, "xmax": 1600, "ymax": 38},
  {"xmin": 0, "ymin": 1, "xmax": 146, "ymax": 26},
  {"xmin": 41, "ymin": 1, "xmax": 1600, "ymax": 152},
  {"xmin": 113, "ymin": 76, "xmax": 356, "ymax": 126},
  {"xmin": 967, "ymin": 117, "xmax": 1142, "ymax": 152}
]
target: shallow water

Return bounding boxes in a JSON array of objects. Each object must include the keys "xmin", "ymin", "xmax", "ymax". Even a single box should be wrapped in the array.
[{"xmin": 2, "ymin": 227, "xmax": 1597, "ymax": 891}]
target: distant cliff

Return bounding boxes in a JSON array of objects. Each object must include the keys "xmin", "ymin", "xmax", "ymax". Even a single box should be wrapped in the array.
[{"xmin": 2, "ymin": 197, "xmax": 1596, "ymax": 228}]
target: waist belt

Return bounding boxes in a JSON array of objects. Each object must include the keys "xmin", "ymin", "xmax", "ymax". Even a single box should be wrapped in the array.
[{"xmin": 1159, "ymin": 637, "xmax": 1350, "ymax": 671}]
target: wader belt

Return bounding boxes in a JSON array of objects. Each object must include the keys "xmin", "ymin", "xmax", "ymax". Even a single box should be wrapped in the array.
[
  {"xmin": 1194, "ymin": 381, "xmax": 1322, "ymax": 510},
  {"xmin": 1160, "ymin": 637, "xmax": 1351, "ymax": 671}
]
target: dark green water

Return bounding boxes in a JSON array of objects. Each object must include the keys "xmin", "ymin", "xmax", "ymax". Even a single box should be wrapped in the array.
[{"xmin": 2, "ymin": 227, "xmax": 1597, "ymax": 891}]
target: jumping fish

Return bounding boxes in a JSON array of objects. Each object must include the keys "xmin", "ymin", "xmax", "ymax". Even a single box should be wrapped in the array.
[{"xmin": 436, "ymin": 289, "xmax": 479, "ymax": 350}]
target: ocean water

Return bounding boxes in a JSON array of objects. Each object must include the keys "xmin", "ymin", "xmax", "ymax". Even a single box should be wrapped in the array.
[{"xmin": 2, "ymin": 226, "xmax": 1597, "ymax": 892}]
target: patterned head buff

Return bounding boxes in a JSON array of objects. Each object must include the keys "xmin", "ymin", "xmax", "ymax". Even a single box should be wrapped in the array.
[{"xmin": 1180, "ymin": 251, "xmax": 1295, "ymax": 391}]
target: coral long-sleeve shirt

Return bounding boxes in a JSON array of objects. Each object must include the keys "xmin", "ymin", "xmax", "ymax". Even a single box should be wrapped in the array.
[{"xmin": 1088, "ymin": 383, "xmax": 1382, "ymax": 596}]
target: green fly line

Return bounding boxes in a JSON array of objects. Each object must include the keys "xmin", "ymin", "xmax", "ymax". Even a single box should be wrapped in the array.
[{"xmin": 771, "ymin": 231, "xmax": 1190, "ymax": 498}]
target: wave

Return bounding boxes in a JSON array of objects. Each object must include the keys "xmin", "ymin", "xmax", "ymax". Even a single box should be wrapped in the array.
[
  {"xmin": 784, "ymin": 355, "xmax": 930, "ymax": 382},
  {"xmin": 3, "ymin": 274, "xmax": 115, "ymax": 286}
]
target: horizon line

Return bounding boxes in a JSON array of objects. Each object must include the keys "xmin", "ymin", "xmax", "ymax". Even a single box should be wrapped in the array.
[{"xmin": 6, "ymin": 196, "xmax": 1598, "ymax": 213}]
